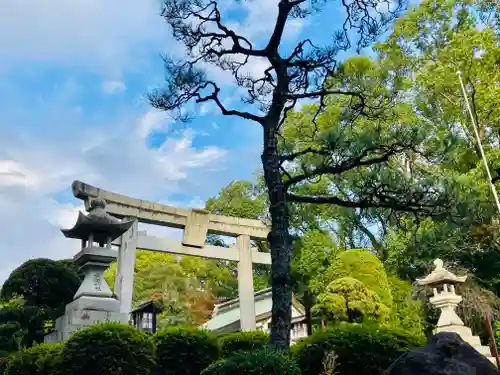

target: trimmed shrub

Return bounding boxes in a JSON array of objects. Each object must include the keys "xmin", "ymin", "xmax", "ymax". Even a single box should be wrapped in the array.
[
  {"xmin": 154, "ymin": 326, "xmax": 220, "ymax": 375},
  {"xmin": 5, "ymin": 343, "xmax": 62, "ymax": 375},
  {"xmin": 218, "ymin": 331, "xmax": 269, "ymax": 357},
  {"xmin": 58, "ymin": 322, "xmax": 155, "ymax": 375},
  {"xmin": 291, "ymin": 323, "xmax": 425, "ymax": 375},
  {"xmin": 201, "ymin": 348, "xmax": 300, "ymax": 375}
]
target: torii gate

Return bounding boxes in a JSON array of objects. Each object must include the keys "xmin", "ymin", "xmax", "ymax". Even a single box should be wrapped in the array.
[{"xmin": 71, "ymin": 180, "xmax": 271, "ymax": 331}]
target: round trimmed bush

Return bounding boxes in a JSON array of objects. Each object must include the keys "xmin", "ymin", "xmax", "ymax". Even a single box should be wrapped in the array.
[
  {"xmin": 58, "ymin": 322, "xmax": 155, "ymax": 375},
  {"xmin": 5, "ymin": 343, "xmax": 62, "ymax": 375},
  {"xmin": 201, "ymin": 348, "xmax": 300, "ymax": 375},
  {"xmin": 154, "ymin": 326, "xmax": 220, "ymax": 375},
  {"xmin": 219, "ymin": 331, "xmax": 269, "ymax": 357},
  {"xmin": 291, "ymin": 323, "xmax": 425, "ymax": 375}
]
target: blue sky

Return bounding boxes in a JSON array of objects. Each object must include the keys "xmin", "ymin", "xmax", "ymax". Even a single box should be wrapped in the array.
[{"xmin": 0, "ymin": 0, "xmax": 385, "ymax": 282}]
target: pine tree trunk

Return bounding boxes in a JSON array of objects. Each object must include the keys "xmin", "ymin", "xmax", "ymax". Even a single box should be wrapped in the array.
[
  {"xmin": 262, "ymin": 122, "xmax": 292, "ymax": 351},
  {"xmin": 305, "ymin": 303, "xmax": 313, "ymax": 336}
]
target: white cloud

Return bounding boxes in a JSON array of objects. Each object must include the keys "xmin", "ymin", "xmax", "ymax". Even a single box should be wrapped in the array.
[
  {"xmin": 101, "ymin": 80, "xmax": 127, "ymax": 94},
  {"xmin": 137, "ymin": 109, "xmax": 171, "ymax": 138},
  {"xmin": 0, "ymin": 0, "xmax": 168, "ymax": 75},
  {"xmin": 0, "ymin": 160, "xmax": 39, "ymax": 189},
  {"xmin": 0, "ymin": 103, "xmax": 229, "ymax": 283},
  {"xmin": 225, "ymin": 0, "xmax": 305, "ymax": 43}
]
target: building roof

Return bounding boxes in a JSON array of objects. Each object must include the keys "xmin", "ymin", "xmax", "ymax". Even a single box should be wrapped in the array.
[
  {"xmin": 131, "ymin": 299, "xmax": 163, "ymax": 314},
  {"xmin": 202, "ymin": 288, "xmax": 305, "ymax": 331}
]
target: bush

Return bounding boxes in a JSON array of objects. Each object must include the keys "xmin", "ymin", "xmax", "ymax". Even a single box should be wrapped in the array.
[
  {"xmin": 5, "ymin": 343, "xmax": 62, "ymax": 375},
  {"xmin": 1, "ymin": 258, "xmax": 82, "ymax": 320},
  {"xmin": 58, "ymin": 322, "xmax": 155, "ymax": 375},
  {"xmin": 201, "ymin": 348, "xmax": 300, "ymax": 375},
  {"xmin": 0, "ymin": 307, "xmax": 46, "ymax": 349},
  {"xmin": 154, "ymin": 326, "xmax": 220, "ymax": 375},
  {"xmin": 218, "ymin": 331, "xmax": 269, "ymax": 357},
  {"xmin": 291, "ymin": 323, "xmax": 424, "ymax": 375}
]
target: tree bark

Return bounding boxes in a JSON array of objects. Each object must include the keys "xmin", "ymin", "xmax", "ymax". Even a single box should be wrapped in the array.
[
  {"xmin": 304, "ymin": 302, "xmax": 313, "ymax": 336},
  {"xmin": 262, "ymin": 121, "xmax": 292, "ymax": 351}
]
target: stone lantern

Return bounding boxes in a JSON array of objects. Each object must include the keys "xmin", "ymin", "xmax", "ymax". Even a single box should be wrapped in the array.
[
  {"xmin": 44, "ymin": 198, "xmax": 135, "ymax": 343},
  {"xmin": 417, "ymin": 259, "xmax": 493, "ymax": 362}
]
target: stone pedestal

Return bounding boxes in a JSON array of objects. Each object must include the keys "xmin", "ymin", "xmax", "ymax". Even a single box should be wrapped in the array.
[
  {"xmin": 45, "ymin": 254, "xmax": 129, "ymax": 343},
  {"xmin": 45, "ymin": 303, "xmax": 129, "ymax": 343},
  {"xmin": 44, "ymin": 249, "xmax": 129, "ymax": 344}
]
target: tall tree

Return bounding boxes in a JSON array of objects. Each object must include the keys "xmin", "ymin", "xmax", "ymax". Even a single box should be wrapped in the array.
[
  {"xmin": 148, "ymin": 0, "xmax": 464, "ymax": 347},
  {"xmin": 376, "ymin": 0, "xmax": 500, "ymax": 281}
]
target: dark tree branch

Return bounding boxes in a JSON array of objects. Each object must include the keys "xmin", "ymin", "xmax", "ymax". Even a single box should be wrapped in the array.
[
  {"xmin": 195, "ymin": 82, "xmax": 265, "ymax": 123},
  {"xmin": 283, "ymin": 143, "xmax": 411, "ymax": 188},
  {"xmin": 279, "ymin": 147, "xmax": 331, "ymax": 163},
  {"xmin": 285, "ymin": 89, "xmax": 363, "ymax": 100},
  {"xmin": 287, "ymin": 192, "xmax": 448, "ymax": 216}
]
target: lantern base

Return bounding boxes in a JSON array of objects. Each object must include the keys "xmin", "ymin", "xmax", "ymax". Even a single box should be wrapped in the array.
[
  {"xmin": 44, "ymin": 296, "xmax": 129, "ymax": 344},
  {"xmin": 434, "ymin": 325, "xmax": 495, "ymax": 364}
]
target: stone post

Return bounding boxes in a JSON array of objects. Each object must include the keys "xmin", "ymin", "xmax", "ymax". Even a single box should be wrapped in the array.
[
  {"xmin": 115, "ymin": 218, "xmax": 138, "ymax": 315},
  {"xmin": 237, "ymin": 234, "xmax": 256, "ymax": 331}
]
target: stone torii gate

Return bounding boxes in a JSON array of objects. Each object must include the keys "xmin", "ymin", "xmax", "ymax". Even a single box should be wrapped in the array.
[{"xmin": 71, "ymin": 180, "xmax": 271, "ymax": 331}]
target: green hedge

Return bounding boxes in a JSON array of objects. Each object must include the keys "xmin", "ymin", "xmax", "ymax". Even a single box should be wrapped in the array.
[
  {"xmin": 291, "ymin": 323, "xmax": 424, "ymax": 375},
  {"xmin": 5, "ymin": 343, "xmax": 62, "ymax": 375},
  {"xmin": 202, "ymin": 348, "xmax": 300, "ymax": 375},
  {"xmin": 218, "ymin": 331, "xmax": 269, "ymax": 357},
  {"xmin": 154, "ymin": 326, "xmax": 220, "ymax": 375},
  {"xmin": 58, "ymin": 323, "xmax": 155, "ymax": 375}
]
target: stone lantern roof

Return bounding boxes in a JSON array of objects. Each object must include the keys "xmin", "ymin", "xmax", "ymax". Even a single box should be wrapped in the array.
[
  {"xmin": 417, "ymin": 259, "xmax": 467, "ymax": 286},
  {"xmin": 61, "ymin": 198, "xmax": 134, "ymax": 243}
]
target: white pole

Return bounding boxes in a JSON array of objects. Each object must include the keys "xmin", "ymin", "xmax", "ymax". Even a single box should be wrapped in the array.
[{"xmin": 456, "ymin": 71, "xmax": 500, "ymax": 215}]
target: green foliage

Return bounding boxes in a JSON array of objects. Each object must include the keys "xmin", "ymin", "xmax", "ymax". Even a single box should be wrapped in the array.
[
  {"xmin": 292, "ymin": 230, "xmax": 337, "ymax": 286},
  {"xmin": 292, "ymin": 323, "xmax": 424, "ymax": 375},
  {"xmin": 311, "ymin": 249, "xmax": 393, "ymax": 324},
  {"xmin": 154, "ymin": 326, "xmax": 220, "ymax": 375},
  {"xmin": 218, "ymin": 331, "xmax": 269, "ymax": 357},
  {"xmin": 291, "ymin": 230, "xmax": 338, "ymax": 330},
  {"xmin": 311, "ymin": 249, "xmax": 392, "ymax": 307},
  {"xmin": 386, "ymin": 276, "xmax": 426, "ymax": 337},
  {"xmin": 0, "ymin": 259, "xmax": 81, "ymax": 352},
  {"xmin": 494, "ymin": 321, "xmax": 500, "ymax": 349},
  {"xmin": 106, "ymin": 251, "xmax": 237, "ymax": 326},
  {"xmin": 375, "ymin": 0, "xmax": 500, "ymax": 300},
  {"xmin": 322, "ymin": 250, "xmax": 392, "ymax": 307},
  {"xmin": 0, "ymin": 258, "xmax": 82, "ymax": 320},
  {"xmin": 201, "ymin": 348, "xmax": 300, "ymax": 375},
  {"xmin": 0, "ymin": 306, "xmax": 46, "ymax": 351},
  {"xmin": 5, "ymin": 343, "xmax": 62, "ymax": 375},
  {"xmin": 205, "ymin": 180, "xmax": 267, "ymax": 221},
  {"xmin": 314, "ymin": 277, "xmax": 390, "ymax": 323},
  {"xmin": 59, "ymin": 323, "xmax": 155, "ymax": 375}
]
